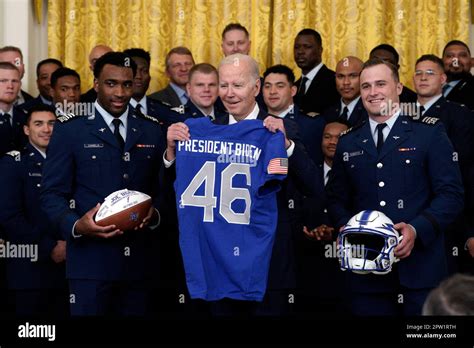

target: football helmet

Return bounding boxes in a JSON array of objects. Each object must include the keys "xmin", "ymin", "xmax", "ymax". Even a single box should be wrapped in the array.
[{"xmin": 338, "ymin": 210, "xmax": 402, "ymax": 275}]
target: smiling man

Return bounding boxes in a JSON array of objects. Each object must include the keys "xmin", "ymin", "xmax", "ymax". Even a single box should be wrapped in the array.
[
  {"xmin": 221, "ymin": 23, "xmax": 251, "ymax": 56},
  {"xmin": 0, "ymin": 104, "xmax": 68, "ymax": 317},
  {"xmin": 184, "ymin": 63, "xmax": 224, "ymax": 120},
  {"xmin": 149, "ymin": 47, "xmax": 195, "ymax": 107},
  {"xmin": 164, "ymin": 54, "xmax": 322, "ymax": 316},
  {"xmin": 40, "ymin": 52, "xmax": 165, "ymax": 316},
  {"xmin": 326, "ymin": 58, "xmax": 464, "ymax": 316}
]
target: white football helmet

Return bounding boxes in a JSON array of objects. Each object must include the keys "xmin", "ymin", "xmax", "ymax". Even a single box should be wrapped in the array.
[{"xmin": 338, "ymin": 210, "xmax": 402, "ymax": 275}]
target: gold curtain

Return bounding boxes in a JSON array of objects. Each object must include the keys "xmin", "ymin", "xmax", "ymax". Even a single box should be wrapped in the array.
[{"xmin": 48, "ymin": 0, "xmax": 470, "ymax": 93}]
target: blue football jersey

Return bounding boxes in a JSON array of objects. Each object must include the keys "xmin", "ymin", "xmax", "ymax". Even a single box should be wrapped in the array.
[{"xmin": 175, "ymin": 117, "xmax": 288, "ymax": 301}]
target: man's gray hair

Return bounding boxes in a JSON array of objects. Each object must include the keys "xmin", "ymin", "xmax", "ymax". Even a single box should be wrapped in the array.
[{"xmin": 218, "ymin": 53, "xmax": 259, "ymax": 81}]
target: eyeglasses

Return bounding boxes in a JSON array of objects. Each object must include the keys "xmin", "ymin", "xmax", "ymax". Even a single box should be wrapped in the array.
[{"xmin": 414, "ymin": 69, "xmax": 440, "ymax": 77}]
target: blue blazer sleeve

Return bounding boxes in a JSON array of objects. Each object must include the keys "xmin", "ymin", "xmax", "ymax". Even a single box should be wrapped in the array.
[{"xmin": 40, "ymin": 122, "xmax": 81, "ymax": 240}]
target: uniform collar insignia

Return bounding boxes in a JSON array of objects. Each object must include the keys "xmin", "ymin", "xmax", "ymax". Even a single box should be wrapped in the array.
[{"xmin": 99, "ymin": 128, "xmax": 106, "ymax": 133}]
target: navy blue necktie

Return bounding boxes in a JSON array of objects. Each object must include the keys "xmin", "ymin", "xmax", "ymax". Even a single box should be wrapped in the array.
[
  {"xmin": 339, "ymin": 106, "xmax": 349, "ymax": 121},
  {"xmin": 112, "ymin": 118, "xmax": 124, "ymax": 150},
  {"xmin": 297, "ymin": 76, "xmax": 308, "ymax": 97},
  {"xmin": 376, "ymin": 123, "xmax": 387, "ymax": 153}
]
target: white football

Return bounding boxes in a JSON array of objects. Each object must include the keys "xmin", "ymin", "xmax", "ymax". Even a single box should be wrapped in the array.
[{"xmin": 95, "ymin": 189, "xmax": 152, "ymax": 231}]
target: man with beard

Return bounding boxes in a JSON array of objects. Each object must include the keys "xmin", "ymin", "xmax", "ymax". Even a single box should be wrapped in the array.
[{"xmin": 442, "ymin": 40, "xmax": 474, "ymax": 111}]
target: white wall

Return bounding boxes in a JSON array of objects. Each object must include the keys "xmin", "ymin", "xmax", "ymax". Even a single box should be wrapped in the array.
[{"xmin": 0, "ymin": 0, "xmax": 49, "ymax": 95}]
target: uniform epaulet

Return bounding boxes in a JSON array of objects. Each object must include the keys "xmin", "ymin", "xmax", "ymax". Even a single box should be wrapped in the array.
[
  {"xmin": 5, "ymin": 150, "xmax": 20, "ymax": 157},
  {"xmin": 340, "ymin": 121, "xmax": 364, "ymax": 136},
  {"xmin": 417, "ymin": 116, "xmax": 440, "ymax": 125},
  {"xmin": 149, "ymin": 98, "xmax": 172, "ymax": 108},
  {"xmin": 137, "ymin": 113, "xmax": 161, "ymax": 125},
  {"xmin": 57, "ymin": 113, "xmax": 77, "ymax": 123}
]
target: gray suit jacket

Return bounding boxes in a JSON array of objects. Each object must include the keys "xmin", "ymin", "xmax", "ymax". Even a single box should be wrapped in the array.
[{"xmin": 148, "ymin": 84, "xmax": 182, "ymax": 107}]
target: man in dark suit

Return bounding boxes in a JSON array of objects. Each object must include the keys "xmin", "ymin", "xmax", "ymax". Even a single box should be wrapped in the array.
[
  {"xmin": 41, "ymin": 52, "xmax": 164, "ymax": 316},
  {"xmin": 326, "ymin": 58, "xmax": 464, "ymax": 315},
  {"xmin": 442, "ymin": 40, "xmax": 474, "ymax": 111},
  {"xmin": 0, "ymin": 62, "xmax": 28, "ymax": 156},
  {"xmin": 0, "ymin": 46, "xmax": 33, "ymax": 105},
  {"xmin": 21, "ymin": 59, "xmax": 63, "ymax": 112},
  {"xmin": 149, "ymin": 47, "xmax": 195, "ymax": 107},
  {"xmin": 322, "ymin": 56, "xmax": 368, "ymax": 127},
  {"xmin": 0, "ymin": 104, "xmax": 68, "ymax": 317},
  {"xmin": 293, "ymin": 29, "xmax": 339, "ymax": 116},
  {"xmin": 80, "ymin": 45, "xmax": 113, "ymax": 103},
  {"xmin": 165, "ymin": 54, "xmax": 322, "ymax": 316},
  {"xmin": 413, "ymin": 54, "xmax": 474, "ymax": 275},
  {"xmin": 369, "ymin": 44, "xmax": 417, "ymax": 104}
]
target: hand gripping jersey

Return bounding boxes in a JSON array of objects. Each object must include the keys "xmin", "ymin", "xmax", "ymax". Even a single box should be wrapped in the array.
[{"xmin": 175, "ymin": 117, "xmax": 288, "ymax": 301}]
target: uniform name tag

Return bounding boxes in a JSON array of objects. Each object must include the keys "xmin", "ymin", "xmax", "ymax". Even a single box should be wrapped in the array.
[
  {"xmin": 84, "ymin": 143, "xmax": 104, "ymax": 148},
  {"xmin": 28, "ymin": 172, "xmax": 42, "ymax": 177},
  {"xmin": 348, "ymin": 150, "xmax": 364, "ymax": 157}
]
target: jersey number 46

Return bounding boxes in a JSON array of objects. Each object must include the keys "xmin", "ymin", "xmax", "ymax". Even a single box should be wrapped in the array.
[{"xmin": 180, "ymin": 161, "xmax": 251, "ymax": 225}]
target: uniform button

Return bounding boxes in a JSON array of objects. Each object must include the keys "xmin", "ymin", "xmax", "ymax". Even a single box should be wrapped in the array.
[
  {"xmin": 324, "ymin": 209, "xmax": 328, "ymax": 213},
  {"xmin": 377, "ymin": 162, "xmax": 383, "ymax": 168},
  {"xmin": 405, "ymin": 159, "xmax": 410, "ymax": 164},
  {"xmin": 123, "ymin": 173, "xmax": 129, "ymax": 180},
  {"xmin": 380, "ymin": 200, "xmax": 386, "ymax": 207},
  {"xmin": 147, "ymin": 155, "xmax": 151, "ymax": 159},
  {"xmin": 36, "ymin": 183, "xmax": 41, "ymax": 188},
  {"xmin": 92, "ymin": 155, "xmax": 96, "ymax": 159},
  {"xmin": 379, "ymin": 181, "xmax": 385, "ymax": 187}
]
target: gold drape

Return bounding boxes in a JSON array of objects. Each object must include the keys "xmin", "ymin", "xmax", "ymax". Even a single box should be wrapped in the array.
[{"xmin": 48, "ymin": 0, "xmax": 470, "ymax": 93}]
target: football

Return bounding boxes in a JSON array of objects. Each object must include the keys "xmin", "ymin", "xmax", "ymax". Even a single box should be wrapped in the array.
[{"xmin": 95, "ymin": 189, "xmax": 152, "ymax": 231}]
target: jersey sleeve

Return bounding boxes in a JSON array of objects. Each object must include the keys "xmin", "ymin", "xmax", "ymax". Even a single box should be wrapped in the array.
[{"xmin": 256, "ymin": 130, "xmax": 287, "ymax": 197}]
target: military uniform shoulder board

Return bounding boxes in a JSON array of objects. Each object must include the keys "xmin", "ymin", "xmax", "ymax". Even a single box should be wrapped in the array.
[
  {"xmin": 57, "ymin": 113, "xmax": 77, "ymax": 123},
  {"xmin": 340, "ymin": 121, "xmax": 364, "ymax": 136},
  {"xmin": 138, "ymin": 113, "xmax": 161, "ymax": 125},
  {"xmin": 151, "ymin": 99, "xmax": 172, "ymax": 108},
  {"xmin": 5, "ymin": 150, "xmax": 20, "ymax": 157},
  {"xmin": 339, "ymin": 127, "xmax": 353, "ymax": 136},
  {"xmin": 418, "ymin": 116, "xmax": 440, "ymax": 125}
]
